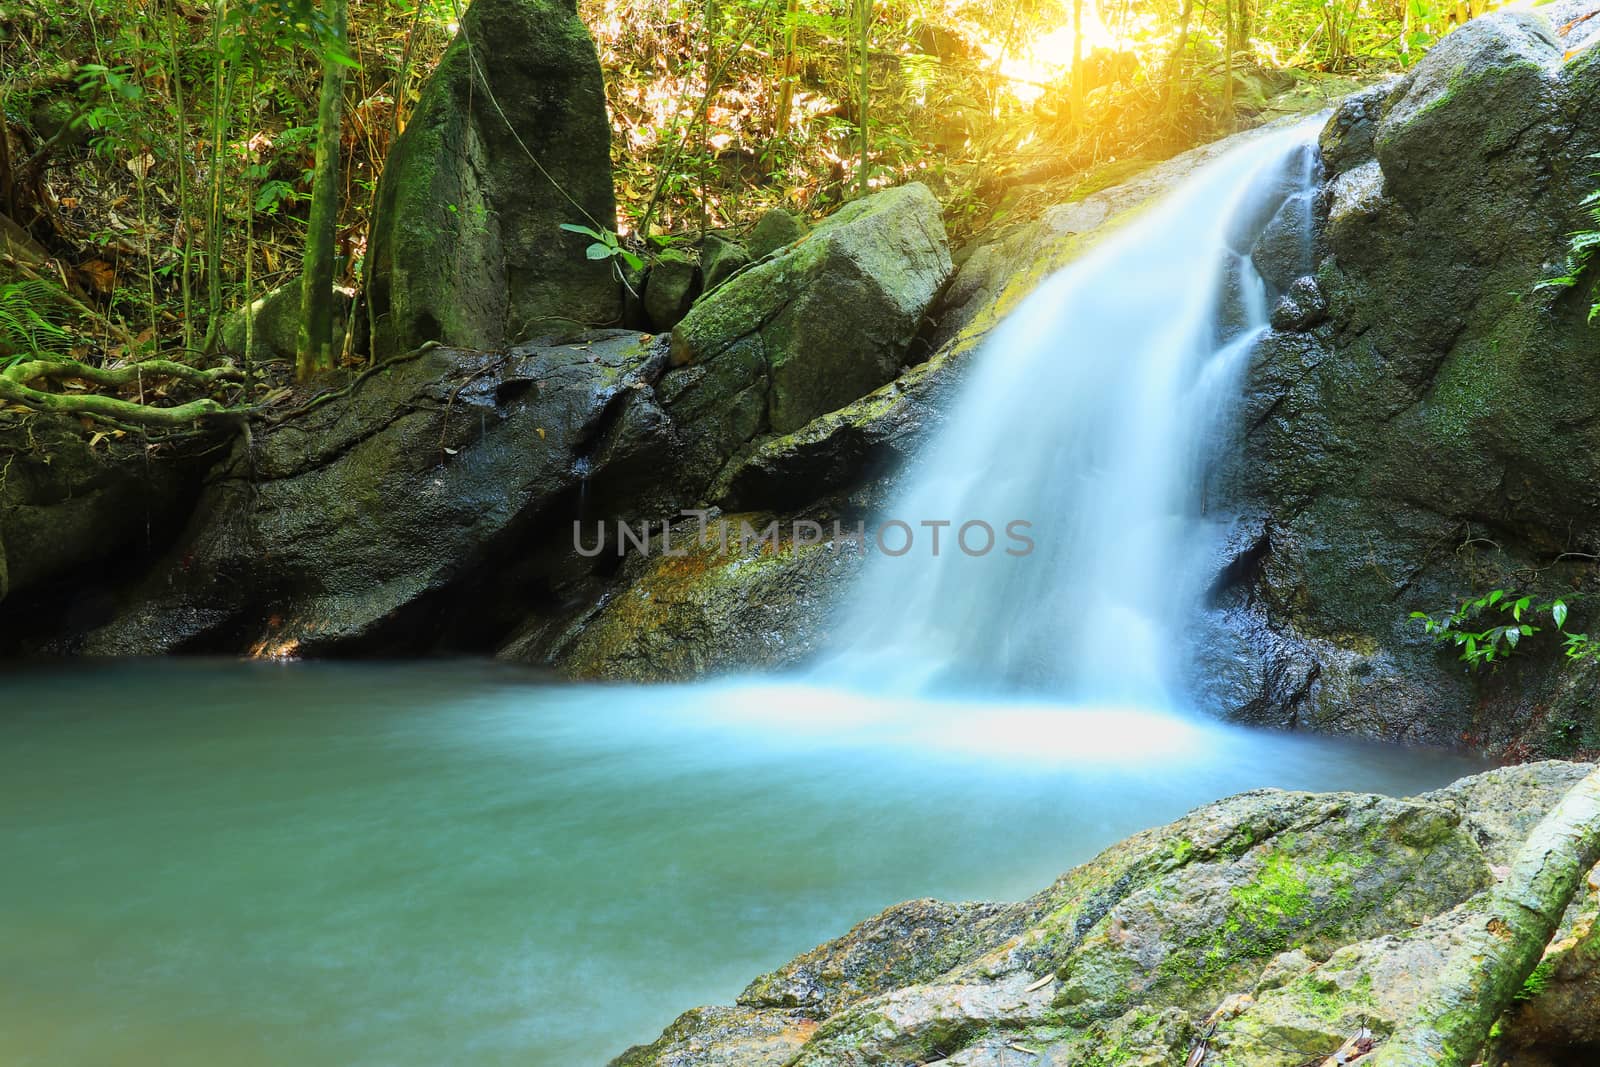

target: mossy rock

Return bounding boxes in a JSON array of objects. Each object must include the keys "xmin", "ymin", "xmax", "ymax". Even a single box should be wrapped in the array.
[
  {"xmin": 747, "ymin": 208, "xmax": 810, "ymax": 260},
  {"xmin": 364, "ymin": 0, "xmax": 619, "ymax": 357},
  {"xmin": 663, "ymin": 183, "xmax": 953, "ymax": 487},
  {"xmin": 217, "ymin": 278, "xmax": 353, "ymax": 362},
  {"xmin": 607, "ymin": 764, "xmax": 1596, "ymax": 1067}
]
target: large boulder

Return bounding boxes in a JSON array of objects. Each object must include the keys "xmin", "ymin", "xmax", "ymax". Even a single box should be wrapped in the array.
[
  {"xmin": 665, "ymin": 182, "xmax": 952, "ymax": 485},
  {"xmin": 608, "ymin": 763, "xmax": 1599, "ymax": 1067},
  {"xmin": 1194, "ymin": 10, "xmax": 1600, "ymax": 756},
  {"xmin": 75, "ymin": 332, "xmax": 672, "ymax": 656},
  {"xmin": 364, "ymin": 0, "xmax": 619, "ymax": 358}
]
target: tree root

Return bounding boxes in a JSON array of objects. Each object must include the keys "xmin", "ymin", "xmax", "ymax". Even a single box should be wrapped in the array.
[
  {"xmin": 0, "ymin": 356, "xmax": 246, "ymax": 429},
  {"xmin": 1371, "ymin": 767, "xmax": 1600, "ymax": 1067}
]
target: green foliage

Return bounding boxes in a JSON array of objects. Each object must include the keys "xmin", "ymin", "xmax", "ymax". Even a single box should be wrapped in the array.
[
  {"xmin": 1537, "ymin": 157, "xmax": 1600, "ymax": 325},
  {"xmin": 1412, "ymin": 589, "xmax": 1598, "ymax": 669},
  {"xmin": 1515, "ymin": 957, "xmax": 1557, "ymax": 1002},
  {"xmin": 0, "ymin": 280, "xmax": 76, "ymax": 358},
  {"xmin": 560, "ymin": 222, "xmax": 645, "ymax": 272}
]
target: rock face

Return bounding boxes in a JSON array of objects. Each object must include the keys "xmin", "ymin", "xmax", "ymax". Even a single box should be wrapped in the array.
[
  {"xmin": 0, "ymin": 181, "xmax": 961, "ymax": 661},
  {"xmin": 609, "ymin": 762, "xmax": 1600, "ymax": 1067},
  {"xmin": 364, "ymin": 0, "xmax": 620, "ymax": 357},
  {"xmin": 72, "ymin": 333, "xmax": 671, "ymax": 656},
  {"xmin": 535, "ymin": 511, "xmax": 868, "ymax": 680},
  {"xmin": 0, "ymin": 419, "xmax": 210, "ymax": 632},
  {"xmin": 1195, "ymin": 12, "xmax": 1600, "ymax": 756}
]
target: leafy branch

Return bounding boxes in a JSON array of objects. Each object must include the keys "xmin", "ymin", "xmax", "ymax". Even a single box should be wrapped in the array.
[
  {"xmin": 1536, "ymin": 156, "xmax": 1600, "ymax": 326},
  {"xmin": 559, "ymin": 222, "xmax": 643, "ymax": 273},
  {"xmin": 1412, "ymin": 589, "xmax": 1596, "ymax": 669}
]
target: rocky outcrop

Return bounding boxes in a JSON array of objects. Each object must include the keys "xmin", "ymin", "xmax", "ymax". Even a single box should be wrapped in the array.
[
  {"xmin": 610, "ymin": 762, "xmax": 1600, "ymax": 1067},
  {"xmin": 1196, "ymin": 11, "xmax": 1600, "ymax": 756},
  {"xmin": 0, "ymin": 180, "xmax": 961, "ymax": 660},
  {"xmin": 529, "ymin": 510, "xmax": 868, "ymax": 680},
  {"xmin": 364, "ymin": 0, "xmax": 620, "ymax": 357},
  {"xmin": 666, "ymin": 183, "xmax": 952, "ymax": 478},
  {"xmin": 71, "ymin": 333, "xmax": 671, "ymax": 656}
]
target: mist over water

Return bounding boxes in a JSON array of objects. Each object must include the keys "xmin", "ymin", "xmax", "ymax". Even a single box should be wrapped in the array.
[{"xmin": 830, "ymin": 123, "xmax": 1322, "ymax": 704}]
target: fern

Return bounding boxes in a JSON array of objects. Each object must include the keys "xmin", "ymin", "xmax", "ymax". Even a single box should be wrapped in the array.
[
  {"xmin": 1539, "ymin": 164, "xmax": 1600, "ymax": 326},
  {"xmin": 0, "ymin": 279, "xmax": 77, "ymax": 359}
]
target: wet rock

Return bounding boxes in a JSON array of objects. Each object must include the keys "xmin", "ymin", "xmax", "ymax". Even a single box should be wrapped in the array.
[
  {"xmin": 1317, "ymin": 80, "xmax": 1394, "ymax": 176},
  {"xmin": 738, "ymin": 899, "xmax": 1028, "ymax": 1018},
  {"xmin": 707, "ymin": 342, "xmax": 968, "ymax": 513},
  {"xmin": 1420, "ymin": 760, "xmax": 1598, "ymax": 865},
  {"xmin": 364, "ymin": 0, "xmax": 619, "ymax": 357},
  {"xmin": 540, "ymin": 510, "xmax": 868, "ymax": 680},
  {"xmin": 1212, "ymin": 10, "xmax": 1600, "ymax": 753},
  {"xmin": 80, "ymin": 331, "xmax": 669, "ymax": 656},
  {"xmin": 1047, "ymin": 791, "xmax": 1488, "ymax": 1021},
  {"xmin": 610, "ymin": 1006, "xmax": 817, "ymax": 1067},
  {"xmin": 1374, "ymin": 13, "xmax": 1563, "ymax": 209},
  {"xmin": 1251, "ymin": 192, "xmax": 1318, "ymax": 296},
  {"xmin": 0, "ymin": 417, "xmax": 211, "ymax": 635},
  {"xmin": 1204, "ymin": 900, "xmax": 1488, "ymax": 1067},
  {"xmin": 1268, "ymin": 276, "xmax": 1328, "ymax": 332}
]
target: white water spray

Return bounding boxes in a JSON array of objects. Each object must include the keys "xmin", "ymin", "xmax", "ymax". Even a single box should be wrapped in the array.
[{"xmin": 830, "ymin": 123, "xmax": 1322, "ymax": 705}]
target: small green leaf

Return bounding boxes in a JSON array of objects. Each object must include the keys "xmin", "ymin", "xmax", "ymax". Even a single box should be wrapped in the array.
[
  {"xmin": 585, "ymin": 242, "xmax": 613, "ymax": 261},
  {"xmin": 1514, "ymin": 596, "xmax": 1531, "ymax": 620},
  {"xmin": 561, "ymin": 222, "xmax": 604, "ymax": 239},
  {"xmin": 618, "ymin": 249, "xmax": 645, "ymax": 272},
  {"xmin": 1553, "ymin": 600, "xmax": 1568, "ymax": 628},
  {"xmin": 1505, "ymin": 627, "xmax": 1520, "ymax": 648}
]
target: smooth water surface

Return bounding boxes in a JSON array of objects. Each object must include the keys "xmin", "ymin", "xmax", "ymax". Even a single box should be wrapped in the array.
[{"xmin": 2, "ymin": 661, "xmax": 1485, "ymax": 1066}]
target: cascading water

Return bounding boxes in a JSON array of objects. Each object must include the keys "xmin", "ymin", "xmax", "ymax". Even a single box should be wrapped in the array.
[{"xmin": 830, "ymin": 122, "xmax": 1322, "ymax": 705}]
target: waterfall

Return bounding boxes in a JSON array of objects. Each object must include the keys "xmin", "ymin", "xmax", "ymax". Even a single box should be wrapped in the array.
[{"xmin": 828, "ymin": 123, "xmax": 1322, "ymax": 706}]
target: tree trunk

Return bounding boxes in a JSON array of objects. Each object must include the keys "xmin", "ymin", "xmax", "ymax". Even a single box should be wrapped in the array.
[
  {"xmin": 1070, "ymin": 0, "xmax": 1085, "ymax": 132},
  {"xmin": 297, "ymin": 0, "xmax": 348, "ymax": 381},
  {"xmin": 773, "ymin": 0, "xmax": 800, "ymax": 139},
  {"xmin": 1222, "ymin": 0, "xmax": 1235, "ymax": 126},
  {"xmin": 1370, "ymin": 768, "xmax": 1600, "ymax": 1067},
  {"xmin": 1161, "ymin": 0, "xmax": 1194, "ymax": 124},
  {"xmin": 855, "ymin": 0, "xmax": 870, "ymax": 194}
]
